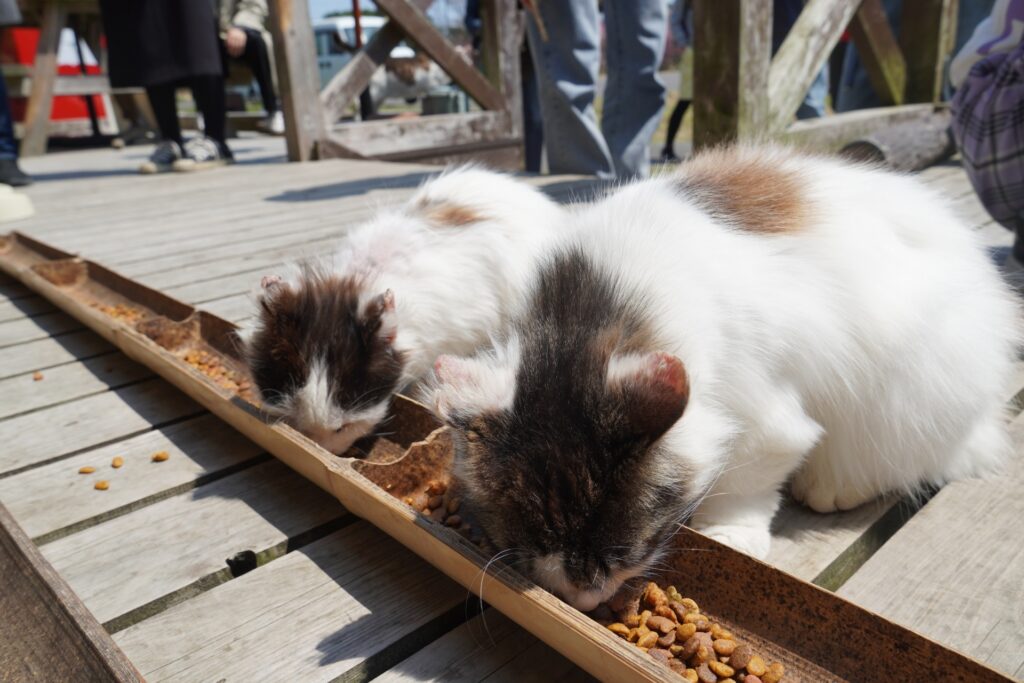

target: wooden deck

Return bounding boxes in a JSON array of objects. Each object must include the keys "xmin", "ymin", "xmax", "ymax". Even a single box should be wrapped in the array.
[{"xmin": 1, "ymin": 137, "xmax": 1021, "ymax": 682}]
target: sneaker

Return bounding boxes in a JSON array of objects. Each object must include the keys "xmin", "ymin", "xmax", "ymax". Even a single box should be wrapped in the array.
[
  {"xmin": 256, "ymin": 110, "xmax": 285, "ymax": 136},
  {"xmin": 139, "ymin": 140, "xmax": 183, "ymax": 174},
  {"xmin": 172, "ymin": 136, "xmax": 234, "ymax": 172},
  {"xmin": 0, "ymin": 158, "xmax": 32, "ymax": 187}
]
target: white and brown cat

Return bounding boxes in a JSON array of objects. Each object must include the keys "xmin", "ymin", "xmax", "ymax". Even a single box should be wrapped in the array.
[{"xmin": 430, "ymin": 146, "xmax": 1021, "ymax": 610}]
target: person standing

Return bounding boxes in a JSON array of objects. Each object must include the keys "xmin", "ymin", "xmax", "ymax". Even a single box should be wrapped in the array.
[
  {"xmin": 98, "ymin": 0, "xmax": 233, "ymax": 173},
  {"xmin": 525, "ymin": 0, "xmax": 668, "ymax": 179},
  {"xmin": 0, "ymin": 0, "xmax": 31, "ymax": 185},
  {"xmin": 219, "ymin": 0, "xmax": 283, "ymax": 135}
]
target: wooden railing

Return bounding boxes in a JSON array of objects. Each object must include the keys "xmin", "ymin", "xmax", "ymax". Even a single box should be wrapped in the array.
[
  {"xmin": 267, "ymin": 0, "xmax": 523, "ymax": 166},
  {"xmin": 692, "ymin": 0, "xmax": 958, "ymax": 151}
]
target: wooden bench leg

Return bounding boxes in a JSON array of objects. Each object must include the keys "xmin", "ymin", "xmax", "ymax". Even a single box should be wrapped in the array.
[{"xmin": 21, "ymin": 2, "xmax": 66, "ymax": 158}]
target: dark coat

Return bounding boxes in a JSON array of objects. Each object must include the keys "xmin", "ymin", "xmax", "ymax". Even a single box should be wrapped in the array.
[{"xmin": 98, "ymin": 0, "xmax": 223, "ymax": 87}]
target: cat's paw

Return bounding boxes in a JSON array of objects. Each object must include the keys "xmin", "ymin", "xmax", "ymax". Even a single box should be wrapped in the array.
[
  {"xmin": 791, "ymin": 467, "xmax": 875, "ymax": 512},
  {"xmin": 696, "ymin": 524, "xmax": 771, "ymax": 559}
]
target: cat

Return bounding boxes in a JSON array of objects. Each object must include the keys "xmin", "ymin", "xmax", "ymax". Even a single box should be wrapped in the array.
[
  {"xmin": 240, "ymin": 167, "xmax": 565, "ymax": 455},
  {"xmin": 429, "ymin": 146, "xmax": 1021, "ymax": 611}
]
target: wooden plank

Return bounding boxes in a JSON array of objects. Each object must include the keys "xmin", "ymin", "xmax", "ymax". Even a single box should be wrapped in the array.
[
  {"xmin": 267, "ymin": 0, "xmax": 326, "ymax": 161},
  {"xmin": 0, "ymin": 414, "xmax": 263, "ymax": 541},
  {"xmin": 0, "ymin": 502, "xmax": 142, "ymax": 683},
  {"xmin": 899, "ymin": 0, "xmax": 958, "ymax": 103},
  {"xmin": 782, "ymin": 103, "xmax": 936, "ymax": 152},
  {"xmin": 0, "ymin": 294, "xmax": 56, "ymax": 322},
  {"xmin": 768, "ymin": 0, "xmax": 861, "ymax": 132},
  {"xmin": 41, "ymin": 460, "xmax": 344, "ymax": 627},
  {"xmin": 375, "ymin": 0, "xmax": 506, "ymax": 111},
  {"xmin": 0, "ymin": 331, "xmax": 113, "ymax": 379},
  {"xmin": 326, "ymin": 111, "xmax": 515, "ymax": 160},
  {"xmin": 20, "ymin": 2, "xmax": 66, "ymax": 157},
  {"xmin": 0, "ymin": 378, "xmax": 201, "ymax": 476},
  {"xmin": 53, "ymin": 74, "xmax": 111, "ymax": 97},
  {"xmin": 0, "ymin": 353, "xmax": 150, "ymax": 420},
  {"xmin": 377, "ymin": 610, "xmax": 593, "ymax": 682},
  {"xmin": 838, "ymin": 412, "xmax": 1024, "ymax": 679},
  {"xmin": 692, "ymin": 0, "xmax": 772, "ymax": 148},
  {"xmin": 0, "ymin": 310, "xmax": 84, "ymax": 347},
  {"xmin": 849, "ymin": 0, "xmax": 907, "ymax": 106},
  {"xmin": 114, "ymin": 522, "xmax": 465, "ymax": 681}
]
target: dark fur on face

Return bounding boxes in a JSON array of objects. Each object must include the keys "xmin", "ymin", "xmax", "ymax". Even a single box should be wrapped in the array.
[
  {"xmin": 435, "ymin": 249, "xmax": 692, "ymax": 607},
  {"xmin": 245, "ymin": 266, "xmax": 405, "ymax": 442}
]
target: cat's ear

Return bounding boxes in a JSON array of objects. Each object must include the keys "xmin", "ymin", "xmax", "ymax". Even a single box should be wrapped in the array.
[
  {"xmin": 432, "ymin": 354, "xmax": 515, "ymax": 424},
  {"xmin": 361, "ymin": 289, "xmax": 397, "ymax": 345},
  {"xmin": 256, "ymin": 274, "xmax": 290, "ymax": 315},
  {"xmin": 606, "ymin": 352, "xmax": 689, "ymax": 440}
]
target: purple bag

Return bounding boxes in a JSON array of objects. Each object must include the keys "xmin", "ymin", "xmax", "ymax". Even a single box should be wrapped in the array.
[{"xmin": 951, "ymin": 40, "xmax": 1024, "ymax": 231}]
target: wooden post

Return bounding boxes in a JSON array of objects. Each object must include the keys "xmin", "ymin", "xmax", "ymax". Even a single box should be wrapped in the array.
[
  {"xmin": 900, "ymin": 0, "xmax": 958, "ymax": 103},
  {"xmin": 849, "ymin": 0, "xmax": 907, "ymax": 106},
  {"xmin": 20, "ymin": 1, "xmax": 66, "ymax": 157},
  {"xmin": 267, "ymin": 0, "xmax": 326, "ymax": 162},
  {"xmin": 692, "ymin": 0, "xmax": 771, "ymax": 149},
  {"xmin": 481, "ymin": 0, "xmax": 522, "ymax": 163}
]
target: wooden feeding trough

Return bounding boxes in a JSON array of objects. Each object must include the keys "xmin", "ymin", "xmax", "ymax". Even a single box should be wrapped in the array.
[{"xmin": 0, "ymin": 231, "xmax": 1012, "ymax": 682}]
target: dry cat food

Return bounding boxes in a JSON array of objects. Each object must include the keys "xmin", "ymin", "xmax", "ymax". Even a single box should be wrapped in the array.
[
  {"xmin": 78, "ymin": 466, "xmax": 95, "ymax": 474},
  {"xmin": 151, "ymin": 450, "xmax": 169, "ymax": 462},
  {"xmin": 94, "ymin": 480, "xmax": 109, "ymax": 491},
  {"xmin": 32, "ymin": 371, "xmax": 43, "ymax": 381},
  {"xmin": 598, "ymin": 582, "xmax": 785, "ymax": 682},
  {"xmin": 402, "ymin": 479, "xmax": 482, "ymax": 544},
  {"xmin": 111, "ymin": 456, "xmax": 124, "ymax": 468},
  {"xmin": 91, "ymin": 302, "xmax": 144, "ymax": 324},
  {"xmin": 182, "ymin": 349, "xmax": 255, "ymax": 400}
]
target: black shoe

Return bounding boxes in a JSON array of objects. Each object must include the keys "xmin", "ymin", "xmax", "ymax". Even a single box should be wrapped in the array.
[{"xmin": 0, "ymin": 158, "xmax": 32, "ymax": 187}]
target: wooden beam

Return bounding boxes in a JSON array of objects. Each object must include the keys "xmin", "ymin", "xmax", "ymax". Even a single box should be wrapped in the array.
[
  {"xmin": 318, "ymin": 0, "xmax": 435, "ymax": 124},
  {"xmin": 375, "ymin": 0, "xmax": 506, "ymax": 111},
  {"xmin": 781, "ymin": 103, "xmax": 937, "ymax": 151},
  {"xmin": 849, "ymin": 0, "xmax": 907, "ymax": 106},
  {"xmin": 484, "ymin": 0, "xmax": 524, "ymax": 164},
  {"xmin": 319, "ymin": 21, "xmax": 405, "ymax": 124},
  {"xmin": 899, "ymin": 0, "xmax": 958, "ymax": 103},
  {"xmin": 839, "ymin": 108, "xmax": 953, "ymax": 171},
  {"xmin": 20, "ymin": 2, "xmax": 66, "ymax": 157},
  {"xmin": 692, "ymin": 0, "xmax": 772, "ymax": 149},
  {"xmin": 768, "ymin": 0, "xmax": 861, "ymax": 132},
  {"xmin": 0, "ymin": 503, "xmax": 142, "ymax": 682},
  {"xmin": 53, "ymin": 75, "xmax": 111, "ymax": 97},
  {"xmin": 267, "ymin": 0, "xmax": 326, "ymax": 162},
  {"xmin": 325, "ymin": 110, "xmax": 514, "ymax": 159}
]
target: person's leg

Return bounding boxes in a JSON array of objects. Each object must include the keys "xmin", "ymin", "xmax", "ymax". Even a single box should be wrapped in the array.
[
  {"xmin": 145, "ymin": 81, "xmax": 183, "ymax": 144},
  {"xmin": 189, "ymin": 74, "xmax": 228, "ymax": 146},
  {"xmin": 602, "ymin": 0, "xmax": 668, "ymax": 178},
  {"xmin": 0, "ymin": 75, "xmax": 31, "ymax": 186},
  {"xmin": 661, "ymin": 99, "xmax": 689, "ymax": 159},
  {"xmin": 520, "ymin": 48, "xmax": 544, "ymax": 173},
  {"xmin": 524, "ymin": 0, "xmax": 613, "ymax": 178},
  {"xmin": 240, "ymin": 28, "xmax": 278, "ymax": 114},
  {"xmin": 796, "ymin": 66, "xmax": 829, "ymax": 119}
]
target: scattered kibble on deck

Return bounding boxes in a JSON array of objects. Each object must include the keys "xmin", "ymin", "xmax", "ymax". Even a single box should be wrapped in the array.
[
  {"xmin": 32, "ymin": 371, "xmax": 43, "ymax": 381},
  {"xmin": 111, "ymin": 456, "xmax": 124, "ymax": 468},
  {"xmin": 78, "ymin": 466, "xmax": 95, "ymax": 474},
  {"xmin": 151, "ymin": 451, "xmax": 169, "ymax": 462},
  {"xmin": 94, "ymin": 480, "xmax": 110, "ymax": 491}
]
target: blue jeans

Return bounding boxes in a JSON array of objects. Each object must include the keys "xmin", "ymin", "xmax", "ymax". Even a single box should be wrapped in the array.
[
  {"xmin": 0, "ymin": 75, "xmax": 17, "ymax": 160},
  {"xmin": 526, "ymin": 0, "xmax": 668, "ymax": 178}
]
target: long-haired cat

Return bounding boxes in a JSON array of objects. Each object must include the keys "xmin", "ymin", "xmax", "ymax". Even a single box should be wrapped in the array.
[
  {"xmin": 430, "ymin": 146, "xmax": 1020, "ymax": 610},
  {"xmin": 241, "ymin": 168, "xmax": 564, "ymax": 454}
]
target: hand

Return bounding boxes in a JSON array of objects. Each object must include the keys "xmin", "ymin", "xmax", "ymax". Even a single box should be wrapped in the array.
[{"xmin": 225, "ymin": 27, "xmax": 247, "ymax": 58}]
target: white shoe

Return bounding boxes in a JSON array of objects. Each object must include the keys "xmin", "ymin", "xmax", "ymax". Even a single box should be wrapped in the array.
[
  {"xmin": 172, "ymin": 136, "xmax": 234, "ymax": 173},
  {"xmin": 257, "ymin": 110, "xmax": 285, "ymax": 136},
  {"xmin": 139, "ymin": 140, "xmax": 183, "ymax": 174}
]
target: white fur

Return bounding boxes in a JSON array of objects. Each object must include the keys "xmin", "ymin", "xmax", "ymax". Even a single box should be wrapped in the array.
[
  {"xmin": 464, "ymin": 148, "xmax": 1022, "ymax": 561},
  {"xmin": 245, "ymin": 168, "xmax": 565, "ymax": 449}
]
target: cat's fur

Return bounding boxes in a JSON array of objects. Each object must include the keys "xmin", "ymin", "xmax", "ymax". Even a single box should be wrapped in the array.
[
  {"xmin": 430, "ymin": 146, "xmax": 1021, "ymax": 610},
  {"xmin": 241, "ymin": 168, "xmax": 564, "ymax": 454}
]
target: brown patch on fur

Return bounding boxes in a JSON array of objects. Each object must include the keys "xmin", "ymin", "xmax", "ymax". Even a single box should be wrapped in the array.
[
  {"xmin": 385, "ymin": 52, "xmax": 432, "ymax": 86},
  {"xmin": 675, "ymin": 148, "xmax": 809, "ymax": 234},
  {"xmin": 423, "ymin": 201, "xmax": 484, "ymax": 227}
]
